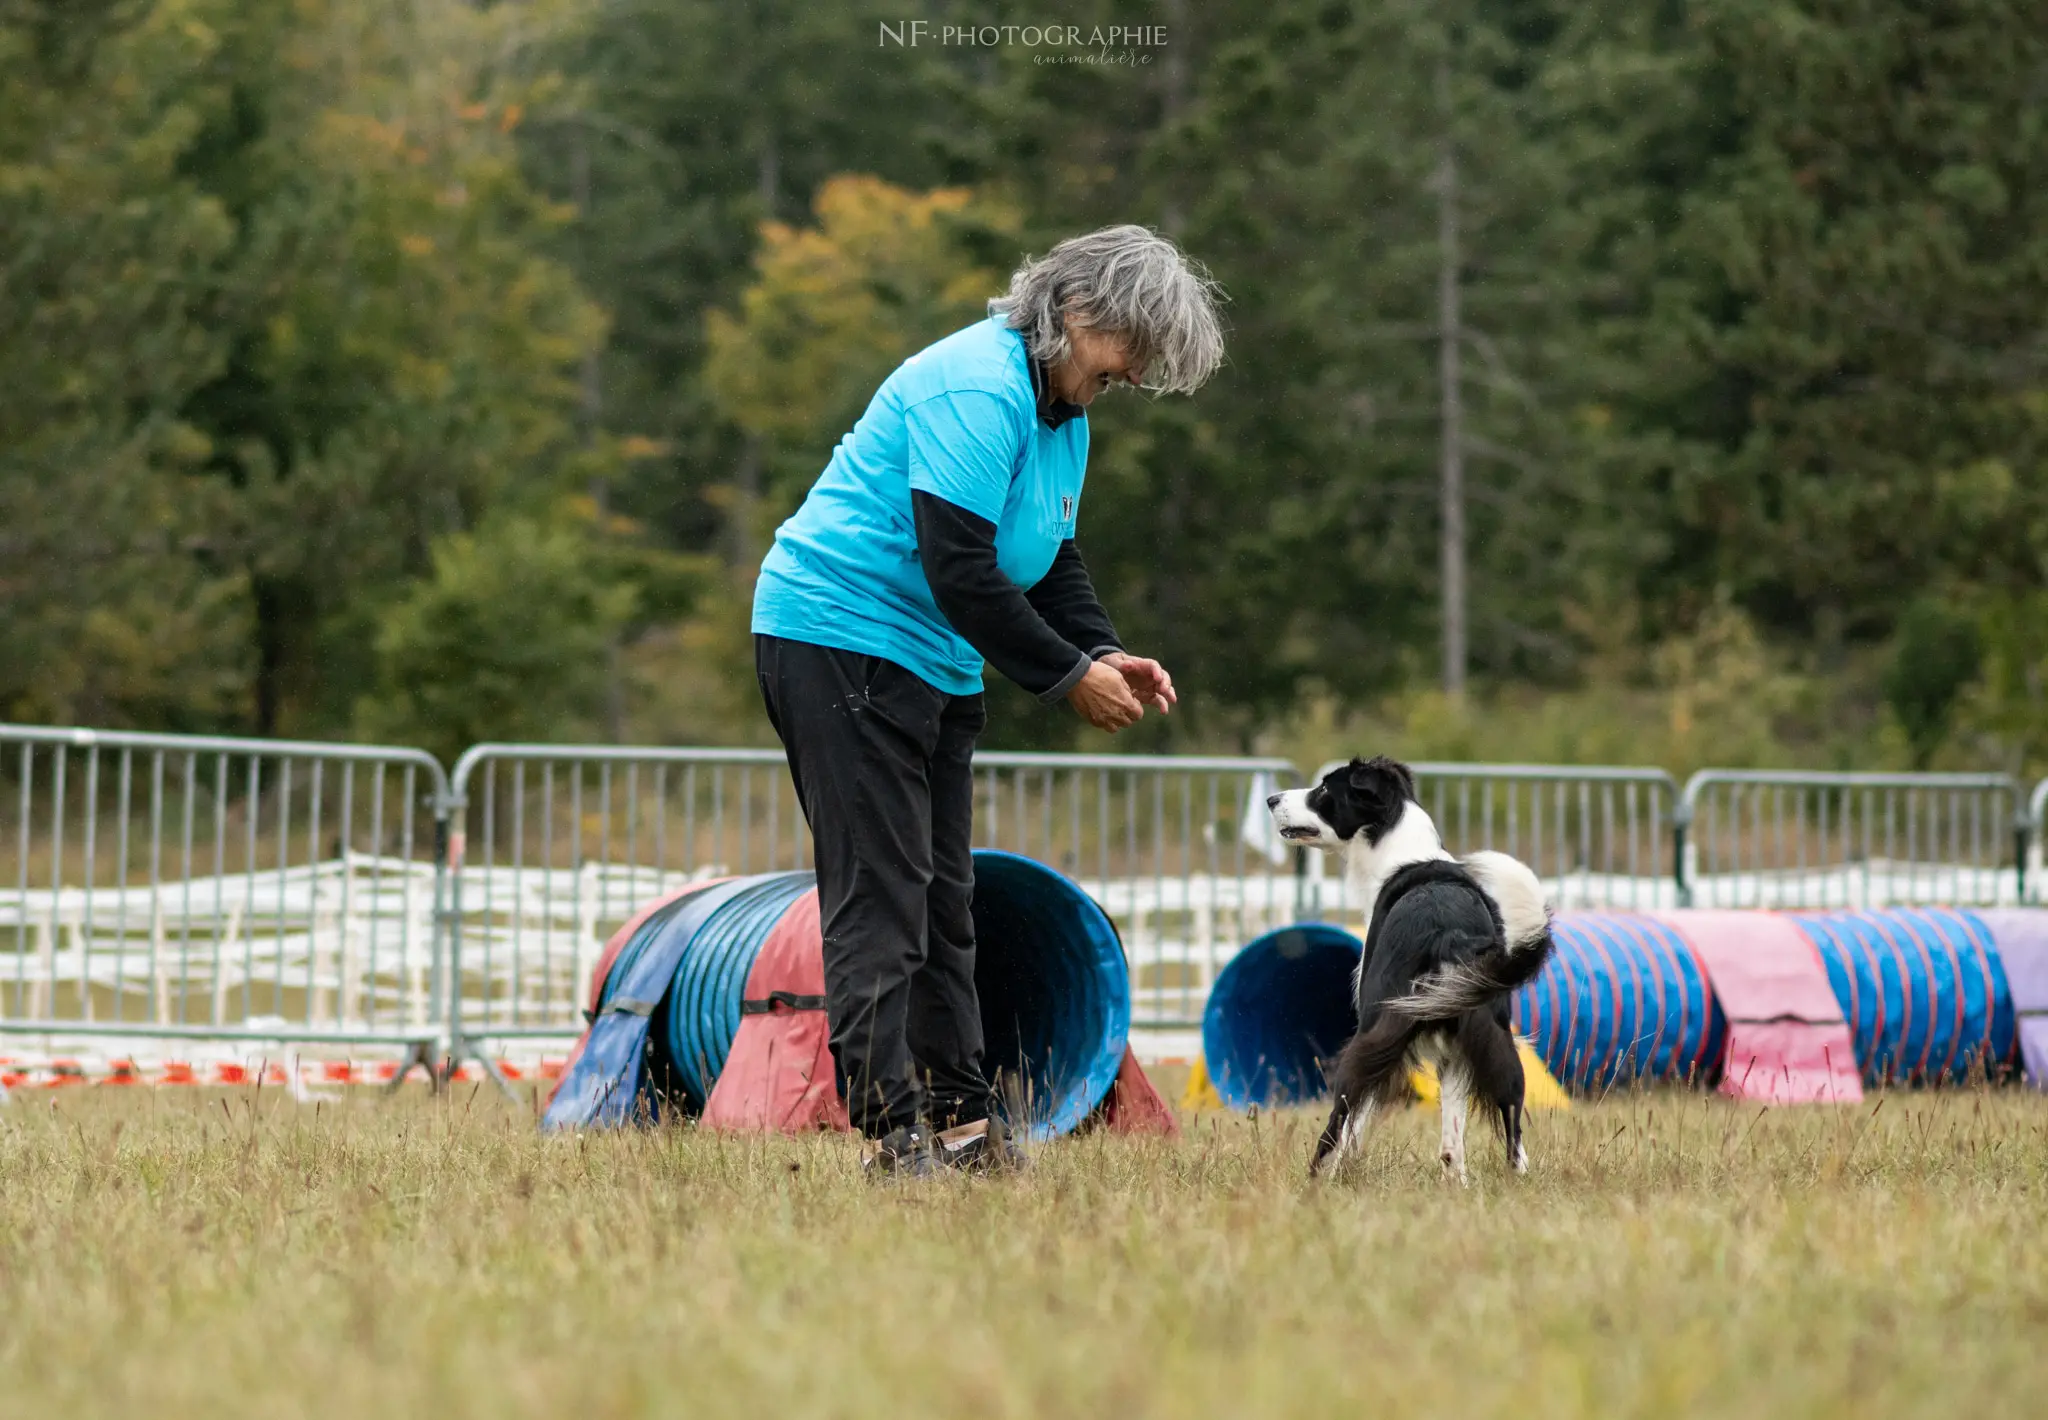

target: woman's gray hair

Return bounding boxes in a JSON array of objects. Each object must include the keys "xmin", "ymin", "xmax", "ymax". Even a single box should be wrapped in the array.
[{"xmin": 989, "ymin": 225, "xmax": 1226, "ymax": 395}]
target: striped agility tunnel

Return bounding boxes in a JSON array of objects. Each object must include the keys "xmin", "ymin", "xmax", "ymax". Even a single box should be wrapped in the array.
[
  {"xmin": 1789, "ymin": 909, "xmax": 2021, "ymax": 1086},
  {"xmin": 1200, "ymin": 915, "xmax": 1723, "ymax": 1108},
  {"xmin": 1515, "ymin": 915, "xmax": 1727, "ymax": 1091},
  {"xmin": 1200, "ymin": 909, "xmax": 2048, "ymax": 1108},
  {"xmin": 542, "ymin": 850, "xmax": 1175, "ymax": 1139}
]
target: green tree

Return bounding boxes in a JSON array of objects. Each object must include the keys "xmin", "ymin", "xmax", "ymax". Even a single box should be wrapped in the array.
[
  {"xmin": 1, "ymin": 0, "xmax": 619, "ymax": 742},
  {"xmin": 1884, "ymin": 597, "xmax": 1981, "ymax": 768},
  {"xmin": 1011, "ymin": 0, "xmax": 1604, "ymax": 738},
  {"xmin": 1962, "ymin": 589, "xmax": 2048, "ymax": 779},
  {"xmin": 0, "ymin": 0, "xmax": 252, "ymax": 727},
  {"xmin": 703, "ymin": 176, "xmax": 1019, "ymax": 525},
  {"xmin": 174, "ymin": 0, "xmax": 608, "ymax": 737},
  {"xmin": 516, "ymin": 0, "xmax": 976, "ymax": 564},
  {"xmin": 360, "ymin": 509, "xmax": 637, "ymax": 768},
  {"xmin": 1579, "ymin": 0, "xmax": 2048, "ymax": 654}
]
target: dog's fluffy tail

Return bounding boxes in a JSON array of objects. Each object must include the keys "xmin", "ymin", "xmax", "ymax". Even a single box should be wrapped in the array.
[
  {"xmin": 1377, "ymin": 851, "xmax": 1555, "ymax": 1023},
  {"xmin": 1382, "ymin": 929, "xmax": 1556, "ymax": 1023}
]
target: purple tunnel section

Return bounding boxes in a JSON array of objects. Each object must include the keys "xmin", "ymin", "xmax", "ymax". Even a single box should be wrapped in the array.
[{"xmin": 1964, "ymin": 910, "xmax": 2048, "ymax": 1086}]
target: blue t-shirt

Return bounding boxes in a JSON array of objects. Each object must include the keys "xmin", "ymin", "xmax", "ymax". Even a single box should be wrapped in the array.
[{"xmin": 751, "ymin": 315, "xmax": 1090, "ymax": 695}]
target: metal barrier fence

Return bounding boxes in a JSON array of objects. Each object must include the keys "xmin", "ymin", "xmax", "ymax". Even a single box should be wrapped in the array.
[
  {"xmin": 1303, "ymin": 760, "xmax": 1683, "ymax": 918},
  {"xmin": 965, "ymin": 752, "xmax": 1304, "ymax": 1026},
  {"xmin": 0, "ymin": 724, "xmax": 448, "ymax": 1058},
  {"xmin": 442, "ymin": 744, "xmax": 1303, "ymax": 1039},
  {"xmin": 2034, "ymin": 776, "xmax": 2048, "ymax": 902},
  {"xmin": 1678, "ymin": 770, "xmax": 2030, "ymax": 909},
  {"xmin": 5, "ymin": 717, "xmax": 2046, "ymax": 1068},
  {"xmin": 442, "ymin": 746, "xmax": 797, "ymax": 1053}
]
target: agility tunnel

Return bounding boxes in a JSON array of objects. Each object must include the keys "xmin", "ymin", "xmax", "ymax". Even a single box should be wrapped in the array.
[
  {"xmin": 1200, "ymin": 917, "xmax": 1714, "ymax": 1109},
  {"xmin": 543, "ymin": 850, "xmax": 1173, "ymax": 1139},
  {"xmin": 1788, "ymin": 910, "xmax": 2019, "ymax": 1086},
  {"xmin": 1199, "ymin": 923, "xmax": 1374, "ymax": 1109},
  {"xmin": 1518, "ymin": 915, "xmax": 1727, "ymax": 1090},
  {"xmin": 1197, "ymin": 909, "xmax": 2048, "ymax": 1109},
  {"xmin": 1975, "ymin": 910, "xmax": 2048, "ymax": 1085},
  {"xmin": 1188, "ymin": 916, "xmax": 1573, "ymax": 1111}
]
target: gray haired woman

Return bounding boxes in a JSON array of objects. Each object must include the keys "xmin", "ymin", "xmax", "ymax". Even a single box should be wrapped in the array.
[{"xmin": 752, "ymin": 224, "xmax": 1224, "ymax": 1174}]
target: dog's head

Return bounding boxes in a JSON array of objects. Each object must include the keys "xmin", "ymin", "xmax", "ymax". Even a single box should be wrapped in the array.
[{"xmin": 1266, "ymin": 756, "xmax": 1420, "ymax": 853}]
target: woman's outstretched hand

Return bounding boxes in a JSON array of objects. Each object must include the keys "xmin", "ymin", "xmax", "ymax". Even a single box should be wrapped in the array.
[
  {"xmin": 1099, "ymin": 652, "xmax": 1176, "ymax": 714},
  {"xmin": 1067, "ymin": 652, "xmax": 1176, "ymax": 731},
  {"xmin": 1068, "ymin": 659, "xmax": 1146, "ymax": 731}
]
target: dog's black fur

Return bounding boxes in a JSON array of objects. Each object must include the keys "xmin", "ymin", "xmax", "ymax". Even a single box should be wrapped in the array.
[{"xmin": 1270, "ymin": 757, "xmax": 1556, "ymax": 1180}]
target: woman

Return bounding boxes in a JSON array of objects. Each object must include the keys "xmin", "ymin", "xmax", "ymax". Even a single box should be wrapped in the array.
[{"xmin": 752, "ymin": 225, "xmax": 1225, "ymax": 1174}]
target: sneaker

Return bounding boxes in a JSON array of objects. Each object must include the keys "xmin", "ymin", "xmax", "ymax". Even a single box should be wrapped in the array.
[
  {"xmin": 862, "ymin": 1123, "xmax": 944, "ymax": 1179},
  {"xmin": 936, "ymin": 1117, "xmax": 1030, "ymax": 1174}
]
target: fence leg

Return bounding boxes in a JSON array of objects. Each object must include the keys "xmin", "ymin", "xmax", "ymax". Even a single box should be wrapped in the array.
[
  {"xmin": 450, "ymin": 1034, "xmax": 519, "ymax": 1102},
  {"xmin": 384, "ymin": 1037, "xmax": 443, "ymax": 1095},
  {"xmin": 1672, "ymin": 804, "xmax": 1693, "ymax": 909}
]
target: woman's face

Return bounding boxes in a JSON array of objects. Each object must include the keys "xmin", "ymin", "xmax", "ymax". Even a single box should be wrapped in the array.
[{"xmin": 1052, "ymin": 318, "xmax": 1147, "ymax": 406}]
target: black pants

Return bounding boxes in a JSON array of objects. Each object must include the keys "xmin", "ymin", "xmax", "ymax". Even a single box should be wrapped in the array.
[{"xmin": 755, "ymin": 634, "xmax": 995, "ymax": 1137}]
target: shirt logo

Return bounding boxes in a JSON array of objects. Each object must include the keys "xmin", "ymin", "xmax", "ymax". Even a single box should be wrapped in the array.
[{"xmin": 1061, "ymin": 495, "xmax": 1074, "ymax": 521}]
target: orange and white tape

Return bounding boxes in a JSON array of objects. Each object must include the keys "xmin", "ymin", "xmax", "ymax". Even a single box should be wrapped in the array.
[{"xmin": 0, "ymin": 1054, "xmax": 568, "ymax": 1091}]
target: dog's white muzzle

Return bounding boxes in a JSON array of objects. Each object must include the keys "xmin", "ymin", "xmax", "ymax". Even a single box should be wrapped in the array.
[{"xmin": 1266, "ymin": 788, "xmax": 1340, "ymax": 849}]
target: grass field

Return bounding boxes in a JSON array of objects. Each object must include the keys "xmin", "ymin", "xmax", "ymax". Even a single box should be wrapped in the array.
[{"xmin": 2, "ymin": 1082, "xmax": 2045, "ymax": 1419}]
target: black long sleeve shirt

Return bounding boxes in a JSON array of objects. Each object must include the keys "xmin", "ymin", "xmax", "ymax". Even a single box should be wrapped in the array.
[
  {"xmin": 913, "ymin": 491, "xmax": 1123, "ymax": 703},
  {"xmin": 910, "ymin": 354, "xmax": 1122, "ymax": 704}
]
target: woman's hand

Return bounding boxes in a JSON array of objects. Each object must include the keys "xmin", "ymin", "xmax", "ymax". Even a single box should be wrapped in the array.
[
  {"xmin": 1098, "ymin": 652, "xmax": 1176, "ymax": 714},
  {"xmin": 1067, "ymin": 659, "xmax": 1146, "ymax": 732}
]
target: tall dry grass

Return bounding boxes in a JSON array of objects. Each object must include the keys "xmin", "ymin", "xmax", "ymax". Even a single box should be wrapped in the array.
[{"xmin": 1, "ymin": 1085, "xmax": 2044, "ymax": 1418}]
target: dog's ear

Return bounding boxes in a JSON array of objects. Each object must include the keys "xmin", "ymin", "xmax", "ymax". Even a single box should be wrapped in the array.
[{"xmin": 1345, "ymin": 755, "xmax": 1417, "ymax": 814}]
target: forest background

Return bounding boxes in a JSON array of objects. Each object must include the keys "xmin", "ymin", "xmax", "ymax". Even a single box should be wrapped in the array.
[{"xmin": 5, "ymin": 0, "xmax": 2044, "ymax": 779}]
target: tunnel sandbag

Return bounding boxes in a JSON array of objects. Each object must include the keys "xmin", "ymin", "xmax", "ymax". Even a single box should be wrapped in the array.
[
  {"xmin": 1519, "ymin": 915, "xmax": 1727, "ymax": 1092},
  {"xmin": 1094, "ymin": 1045, "xmax": 1180, "ymax": 1136},
  {"xmin": 1970, "ymin": 910, "xmax": 2048, "ymax": 1086},
  {"xmin": 1201, "ymin": 923, "xmax": 1365, "ymax": 1109},
  {"xmin": 1411, "ymin": 1049, "xmax": 1572, "ymax": 1110},
  {"xmin": 1649, "ymin": 910, "xmax": 1862, "ymax": 1104},
  {"xmin": 542, "ymin": 877, "xmax": 754, "ymax": 1130},
  {"xmin": 663, "ymin": 872, "xmax": 817, "ymax": 1108},
  {"xmin": 552, "ymin": 850, "xmax": 1137, "ymax": 1138},
  {"xmin": 1790, "ymin": 909, "xmax": 2017, "ymax": 1085},
  {"xmin": 700, "ymin": 889, "xmax": 847, "ymax": 1133}
]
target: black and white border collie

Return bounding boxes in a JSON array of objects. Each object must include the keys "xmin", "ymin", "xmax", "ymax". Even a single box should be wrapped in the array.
[{"xmin": 1266, "ymin": 756, "xmax": 1555, "ymax": 1183}]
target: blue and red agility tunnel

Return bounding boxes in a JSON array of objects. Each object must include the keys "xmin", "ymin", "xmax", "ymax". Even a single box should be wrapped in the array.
[
  {"xmin": 1202, "ymin": 915, "xmax": 1726, "ymax": 1109},
  {"xmin": 1201, "ymin": 909, "xmax": 2048, "ymax": 1109},
  {"xmin": 544, "ymin": 850, "xmax": 1176, "ymax": 1139},
  {"xmin": 1790, "ymin": 910, "xmax": 2018, "ymax": 1086}
]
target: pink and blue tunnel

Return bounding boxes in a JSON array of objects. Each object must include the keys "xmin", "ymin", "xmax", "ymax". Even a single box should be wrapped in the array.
[
  {"xmin": 1790, "ymin": 909, "xmax": 2017, "ymax": 1085},
  {"xmin": 1201, "ymin": 915, "xmax": 1727, "ymax": 1107}
]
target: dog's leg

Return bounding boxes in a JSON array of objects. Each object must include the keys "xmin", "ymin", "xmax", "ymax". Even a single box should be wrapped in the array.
[
  {"xmin": 1309, "ymin": 1097, "xmax": 1349, "ymax": 1177},
  {"xmin": 1309, "ymin": 1094, "xmax": 1380, "ymax": 1177},
  {"xmin": 1333, "ymin": 1096, "xmax": 1378, "ymax": 1172},
  {"xmin": 1460, "ymin": 1010, "xmax": 1530, "ymax": 1175},
  {"xmin": 1436, "ymin": 1059, "xmax": 1471, "ymax": 1187}
]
